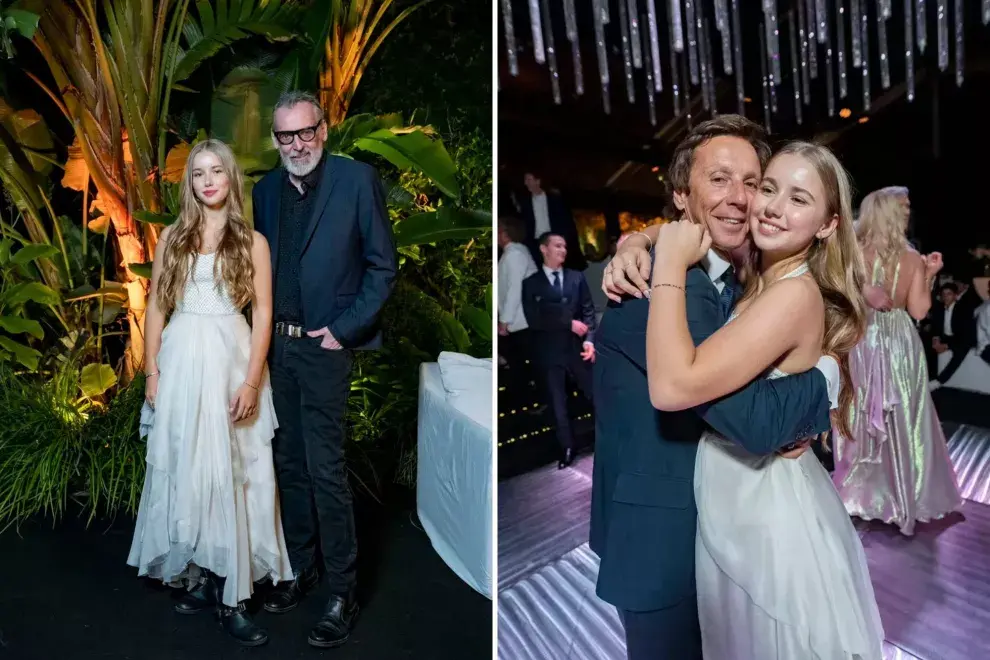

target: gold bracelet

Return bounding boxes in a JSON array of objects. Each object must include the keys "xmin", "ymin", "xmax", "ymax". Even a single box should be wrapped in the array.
[
  {"xmin": 243, "ymin": 381, "xmax": 259, "ymax": 391},
  {"xmin": 651, "ymin": 282, "xmax": 685, "ymax": 292},
  {"xmin": 145, "ymin": 371, "xmax": 159, "ymax": 378},
  {"xmin": 634, "ymin": 230, "xmax": 654, "ymax": 251}
]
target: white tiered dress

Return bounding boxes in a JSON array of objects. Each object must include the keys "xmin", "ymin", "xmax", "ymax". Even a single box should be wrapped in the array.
[
  {"xmin": 694, "ymin": 264, "xmax": 885, "ymax": 659},
  {"xmin": 127, "ymin": 252, "xmax": 293, "ymax": 606}
]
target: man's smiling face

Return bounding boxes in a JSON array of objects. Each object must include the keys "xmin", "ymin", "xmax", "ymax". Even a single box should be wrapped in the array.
[{"xmin": 672, "ymin": 135, "xmax": 762, "ymax": 252}]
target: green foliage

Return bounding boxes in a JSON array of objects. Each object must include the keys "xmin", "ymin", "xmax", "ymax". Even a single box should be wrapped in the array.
[
  {"xmin": 0, "ymin": 0, "xmax": 491, "ymax": 521},
  {"xmin": 0, "ymin": 364, "xmax": 145, "ymax": 531},
  {"xmin": 0, "ymin": 238, "xmax": 59, "ymax": 370}
]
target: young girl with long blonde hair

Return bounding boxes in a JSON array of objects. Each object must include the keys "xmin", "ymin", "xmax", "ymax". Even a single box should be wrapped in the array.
[{"xmin": 127, "ymin": 139, "xmax": 292, "ymax": 646}]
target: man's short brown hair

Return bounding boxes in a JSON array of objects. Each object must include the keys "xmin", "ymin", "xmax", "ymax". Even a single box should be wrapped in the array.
[
  {"xmin": 663, "ymin": 114, "xmax": 771, "ymax": 219},
  {"xmin": 498, "ymin": 215, "xmax": 526, "ymax": 243}
]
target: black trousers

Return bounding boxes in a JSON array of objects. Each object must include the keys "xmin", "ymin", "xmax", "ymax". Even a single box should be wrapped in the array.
[
  {"xmin": 620, "ymin": 597, "xmax": 702, "ymax": 660},
  {"xmin": 541, "ymin": 351, "xmax": 593, "ymax": 451},
  {"xmin": 934, "ymin": 335, "xmax": 970, "ymax": 384},
  {"xmin": 270, "ymin": 335, "xmax": 356, "ymax": 597}
]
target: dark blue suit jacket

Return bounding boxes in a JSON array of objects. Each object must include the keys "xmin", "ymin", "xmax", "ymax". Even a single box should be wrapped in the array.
[
  {"xmin": 590, "ymin": 264, "xmax": 832, "ymax": 613},
  {"xmin": 252, "ymin": 154, "xmax": 397, "ymax": 350},
  {"xmin": 521, "ymin": 268, "xmax": 596, "ymax": 366}
]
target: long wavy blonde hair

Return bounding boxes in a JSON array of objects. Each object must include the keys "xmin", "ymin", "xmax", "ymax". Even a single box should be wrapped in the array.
[
  {"xmin": 156, "ymin": 140, "xmax": 255, "ymax": 316},
  {"xmin": 855, "ymin": 186, "xmax": 910, "ymax": 270},
  {"xmin": 742, "ymin": 141, "xmax": 868, "ymax": 444}
]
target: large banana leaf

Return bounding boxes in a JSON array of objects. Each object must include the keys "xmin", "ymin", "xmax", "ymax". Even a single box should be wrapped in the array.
[
  {"xmin": 0, "ymin": 335, "xmax": 41, "ymax": 370},
  {"xmin": 173, "ymin": 0, "xmax": 305, "ymax": 82},
  {"xmin": 393, "ymin": 206, "xmax": 491, "ymax": 247},
  {"xmin": 354, "ymin": 128, "xmax": 460, "ymax": 200},
  {"xmin": 325, "ymin": 113, "xmax": 404, "ymax": 154}
]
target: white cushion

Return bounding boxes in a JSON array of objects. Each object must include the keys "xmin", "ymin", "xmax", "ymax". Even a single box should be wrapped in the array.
[{"xmin": 437, "ymin": 351, "xmax": 492, "ymax": 428}]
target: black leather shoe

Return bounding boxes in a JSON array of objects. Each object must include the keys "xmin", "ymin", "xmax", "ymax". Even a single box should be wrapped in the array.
[
  {"xmin": 307, "ymin": 594, "xmax": 359, "ymax": 649},
  {"xmin": 263, "ymin": 564, "xmax": 320, "ymax": 614},
  {"xmin": 558, "ymin": 447, "xmax": 574, "ymax": 469},
  {"xmin": 174, "ymin": 574, "xmax": 219, "ymax": 614},
  {"xmin": 218, "ymin": 602, "xmax": 268, "ymax": 647}
]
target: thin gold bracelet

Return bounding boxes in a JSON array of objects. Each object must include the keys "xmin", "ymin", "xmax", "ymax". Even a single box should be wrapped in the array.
[
  {"xmin": 651, "ymin": 282, "xmax": 685, "ymax": 292},
  {"xmin": 244, "ymin": 381, "xmax": 259, "ymax": 391},
  {"xmin": 634, "ymin": 230, "xmax": 654, "ymax": 251},
  {"xmin": 145, "ymin": 371, "xmax": 159, "ymax": 378}
]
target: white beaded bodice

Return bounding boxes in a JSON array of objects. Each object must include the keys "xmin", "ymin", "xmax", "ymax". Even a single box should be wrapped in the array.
[{"xmin": 175, "ymin": 252, "xmax": 241, "ymax": 316}]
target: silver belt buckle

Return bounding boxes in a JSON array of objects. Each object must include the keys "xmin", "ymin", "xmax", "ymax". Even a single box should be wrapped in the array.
[{"xmin": 276, "ymin": 322, "xmax": 303, "ymax": 338}]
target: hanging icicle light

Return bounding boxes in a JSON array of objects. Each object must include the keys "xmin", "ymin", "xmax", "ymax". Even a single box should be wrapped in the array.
[
  {"xmin": 498, "ymin": 1, "xmax": 990, "ymax": 130},
  {"xmin": 646, "ymin": 0, "xmax": 663, "ymax": 91},
  {"xmin": 861, "ymin": 0, "xmax": 871, "ymax": 111},
  {"xmin": 618, "ymin": 0, "xmax": 636, "ymax": 103},
  {"xmin": 563, "ymin": 0, "xmax": 585, "ymax": 95},
  {"xmin": 731, "ymin": 0, "xmax": 745, "ymax": 114},
  {"xmin": 877, "ymin": 0, "xmax": 891, "ymax": 90},
  {"xmin": 836, "ymin": 0, "xmax": 848, "ymax": 98},
  {"xmin": 954, "ymin": 0, "xmax": 964, "ymax": 87},
  {"xmin": 501, "ymin": 0, "xmax": 519, "ymax": 76},
  {"xmin": 539, "ymin": 0, "xmax": 562, "ymax": 104},
  {"xmin": 905, "ymin": 0, "xmax": 916, "ymax": 101}
]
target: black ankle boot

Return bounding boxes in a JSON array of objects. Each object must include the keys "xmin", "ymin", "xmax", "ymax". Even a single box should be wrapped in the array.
[
  {"xmin": 263, "ymin": 564, "xmax": 320, "ymax": 614},
  {"xmin": 218, "ymin": 602, "xmax": 268, "ymax": 647},
  {"xmin": 174, "ymin": 573, "xmax": 219, "ymax": 615},
  {"xmin": 307, "ymin": 592, "xmax": 359, "ymax": 649}
]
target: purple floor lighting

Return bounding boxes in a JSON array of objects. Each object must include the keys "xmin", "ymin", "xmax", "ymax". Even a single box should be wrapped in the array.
[{"xmin": 498, "ymin": 422, "xmax": 990, "ymax": 660}]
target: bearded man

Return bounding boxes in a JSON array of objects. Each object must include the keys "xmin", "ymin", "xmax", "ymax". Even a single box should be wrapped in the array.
[{"xmin": 252, "ymin": 90, "xmax": 397, "ymax": 648}]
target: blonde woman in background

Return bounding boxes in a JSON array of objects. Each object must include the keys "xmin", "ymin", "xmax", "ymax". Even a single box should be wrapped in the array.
[
  {"xmin": 833, "ymin": 186, "xmax": 963, "ymax": 536},
  {"xmin": 127, "ymin": 140, "xmax": 292, "ymax": 646}
]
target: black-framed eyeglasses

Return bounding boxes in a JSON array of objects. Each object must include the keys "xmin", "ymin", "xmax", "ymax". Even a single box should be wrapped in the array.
[{"xmin": 273, "ymin": 120, "xmax": 324, "ymax": 145}]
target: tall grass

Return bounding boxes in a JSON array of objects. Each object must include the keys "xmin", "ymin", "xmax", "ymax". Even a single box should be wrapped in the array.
[{"xmin": 0, "ymin": 367, "xmax": 145, "ymax": 531}]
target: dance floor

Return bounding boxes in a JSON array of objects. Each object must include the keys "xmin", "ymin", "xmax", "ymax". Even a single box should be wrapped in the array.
[{"xmin": 497, "ymin": 420, "xmax": 990, "ymax": 660}]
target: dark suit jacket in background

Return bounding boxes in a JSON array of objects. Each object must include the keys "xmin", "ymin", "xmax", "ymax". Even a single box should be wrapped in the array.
[
  {"xmin": 931, "ymin": 300, "xmax": 977, "ymax": 353},
  {"xmin": 521, "ymin": 268, "xmax": 596, "ymax": 366},
  {"xmin": 590, "ymin": 263, "xmax": 832, "ymax": 613},
  {"xmin": 252, "ymin": 154, "xmax": 398, "ymax": 350},
  {"xmin": 520, "ymin": 192, "xmax": 587, "ymax": 271}
]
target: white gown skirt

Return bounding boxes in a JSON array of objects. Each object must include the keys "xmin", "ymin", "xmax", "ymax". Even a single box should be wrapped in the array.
[
  {"xmin": 126, "ymin": 311, "xmax": 293, "ymax": 606},
  {"xmin": 695, "ymin": 434, "xmax": 885, "ymax": 660}
]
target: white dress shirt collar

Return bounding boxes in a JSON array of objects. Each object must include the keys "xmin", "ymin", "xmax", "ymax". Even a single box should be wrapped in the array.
[{"xmin": 701, "ymin": 248, "xmax": 732, "ymax": 284}]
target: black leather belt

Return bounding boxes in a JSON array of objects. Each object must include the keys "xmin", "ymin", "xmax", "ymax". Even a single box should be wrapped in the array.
[{"xmin": 274, "ymin": 321, "xmax": 305, "ymax": 338}]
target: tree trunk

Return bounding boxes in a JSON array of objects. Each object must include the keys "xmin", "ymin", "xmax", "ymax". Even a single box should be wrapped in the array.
[{"xmin": 104, "ymin": 196, "xmax": 148, "ymax": 382}]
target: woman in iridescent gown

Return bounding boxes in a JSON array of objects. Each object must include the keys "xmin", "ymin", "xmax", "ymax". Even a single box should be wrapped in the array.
[{"xmin": 833, "ymin": 186, "xmax": 963, "ymax": 535}]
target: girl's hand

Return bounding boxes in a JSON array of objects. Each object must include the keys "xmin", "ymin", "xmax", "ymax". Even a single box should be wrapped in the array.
[
  {"xmin": 230, "ymin": 383, "xmax": 259, "ymax": 422},
  {"xmin": 654, "ymin": 221, "xmax": 712, "ymax": 272},
  {"xmin": 145, "ymin": 374, "xmax": 159, "ymax": 409},
  {"xmin": 923, "ymin": 252, "xmax": 943, "ymax": 278},
  {"xmin": 603, "ymin": 240, "xmax": 653, "ymax": 301},
  {"xmin": 863, "ymin": 284, "xmax": 893, "ymax": 312}
]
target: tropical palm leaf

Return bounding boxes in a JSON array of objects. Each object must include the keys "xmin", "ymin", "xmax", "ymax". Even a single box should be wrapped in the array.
[{"xmin": 173, "ymin": 0, "xmax": 306, "ymax": 82}]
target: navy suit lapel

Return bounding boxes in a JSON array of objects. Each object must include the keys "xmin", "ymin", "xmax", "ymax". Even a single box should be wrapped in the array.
[
  {"xmin": 300, "ymin": 155, "xmax": 336, "ymax": 256},
  {"xmin": 691, "ymin": 263, "xmax": 727, "ymax": 323}
]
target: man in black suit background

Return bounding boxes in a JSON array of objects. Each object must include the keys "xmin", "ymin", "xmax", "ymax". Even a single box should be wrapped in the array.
[
  {"xmin": 251, "ymin": 91, "xmax": 397, "ymax": 648},
  {"xmin": 519, "ymin": 172, "xmax": 587, "ymax": 272},
  {"xmin": 522, "ymin": 232, "xmax": 596, "ymax": 469},
  {"xmin": 930, "ymin": 281, "xmax": 977, "ymax": 390}
]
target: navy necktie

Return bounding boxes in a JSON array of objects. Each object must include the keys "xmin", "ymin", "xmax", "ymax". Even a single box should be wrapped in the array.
[
  {"xmin": 719, "ymin": 267, "xmax": 737, "ymax": 317},
  {"xmin": 552, "ymin": 270, "xmax": 562, "ymax": 296}
]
